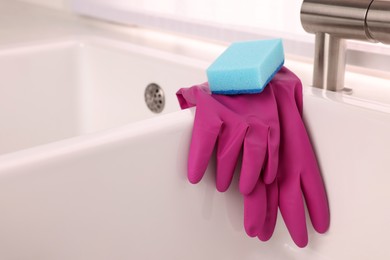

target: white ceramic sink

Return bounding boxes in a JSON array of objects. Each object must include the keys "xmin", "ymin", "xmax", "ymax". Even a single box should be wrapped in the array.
[
  {"xmin": 1, "ymin": 36, "xmax": 390, "ymax": 260},
  {"xmin": 0, "ymin": 37, "xmax": 207, "ymax": 155}
]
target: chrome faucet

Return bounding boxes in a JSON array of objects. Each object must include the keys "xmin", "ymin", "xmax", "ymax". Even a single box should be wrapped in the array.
[{"xmin": 300, "ymin": 0, "xmax": 390, "ymax": 91}]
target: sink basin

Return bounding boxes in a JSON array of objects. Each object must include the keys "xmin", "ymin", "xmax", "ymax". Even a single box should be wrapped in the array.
[{"xmin": 0, "ymin": 37, "xmax": 207, "ymax": 155}]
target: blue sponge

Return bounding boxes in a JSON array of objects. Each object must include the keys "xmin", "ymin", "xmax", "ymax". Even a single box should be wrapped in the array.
[{"xmin": 207, "ymin": 39, "xmax": 284, "ymax": 95}]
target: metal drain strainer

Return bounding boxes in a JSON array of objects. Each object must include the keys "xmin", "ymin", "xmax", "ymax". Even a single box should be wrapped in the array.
[{"xmin": 145, "ymin": 83, "xmax": 165, "ymax": 113}]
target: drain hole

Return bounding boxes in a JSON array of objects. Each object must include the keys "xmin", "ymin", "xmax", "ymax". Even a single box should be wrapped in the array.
[{"xmin": 145, "ymin": 83, "xmax": 165, "ymax": 113}]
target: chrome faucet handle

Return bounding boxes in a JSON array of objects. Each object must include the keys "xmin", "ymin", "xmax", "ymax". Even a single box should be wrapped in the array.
[{"xmin": 301, "ymin": 0, "xmax": 390, "ymax": 91}]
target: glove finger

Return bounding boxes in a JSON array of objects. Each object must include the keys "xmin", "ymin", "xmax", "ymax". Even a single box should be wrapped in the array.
[
  {"xmin": 244, "ymin": 180, "xmax": 267, "ymax": 237},
  {"xmin": 279, "ymin": 175, "xmax": 308, "ymax": 248},
  {"xmin": 239, "ymin": 124, "xmax": 268, "ymax": 195},
  {"xmin": 256, "ymin": 85, "xmax": 280, "ymax": 185},
  {"xmin": 258, "ymin": 181, "xmax": 278, "ymax": 241},
  {"xmin": 215, "ymin": 120, "xmax": 247, "ymax": 192},
  {"xmin": 301, "ymin": 160, "xmax": 330, "ymax": 234},
  {"xmin": 262, "ymin": 126, "xmax": 280, "ymax": 185},
  {"xmin": 292, "ymin": 110, "xmax": 329, "ymax": 234},
  {"xmin": 187, "ymin": 99, "xmax": 223, "ymax": 184}
]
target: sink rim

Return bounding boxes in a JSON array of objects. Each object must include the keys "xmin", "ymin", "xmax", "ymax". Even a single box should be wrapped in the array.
[{"xmin": 1, "ymin": 35, "xmax": 389, "ymax": 166}]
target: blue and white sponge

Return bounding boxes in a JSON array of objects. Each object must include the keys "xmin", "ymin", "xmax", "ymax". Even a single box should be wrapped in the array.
[{"xmin": 207, "ymin": 39, "xmax": 284, "ymax": 94}]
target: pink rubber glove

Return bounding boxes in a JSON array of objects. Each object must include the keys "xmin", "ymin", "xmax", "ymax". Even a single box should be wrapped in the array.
[
  {"xmin": 176, "ymin": 82, "xmax": 279, "ymax": 196},
  {"xmin": 244, "ymin": 67, "xmax": 330, "ymax": 247}
]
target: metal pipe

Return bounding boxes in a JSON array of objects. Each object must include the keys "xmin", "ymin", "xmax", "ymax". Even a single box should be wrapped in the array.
[
  {"xmin": 300, "ymin": 0, "xmax": 390, "ymax": 91},
  {"xmin": 301, "ymin": 0, "xmax": 373, "ymax": 41},
  {"xmin": 366, "ymin": 0, "xmax": 390, "ymax": 44},
  {"xmin": 313, "ymin": 33, "xmax": 347, "ymax": 91}
]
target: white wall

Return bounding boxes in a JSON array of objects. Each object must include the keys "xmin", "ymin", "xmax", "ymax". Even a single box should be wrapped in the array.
[
  {"xmin": 18, "ymin": 0, "xmax": 304, "ymax": 35},
  {"xmin": 19, "ymin": 0, "xmax": 69, "ymax": 10},
  {"xmin": 72, "ymin": 0, "xmax": 305, "ymax": 35}
]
